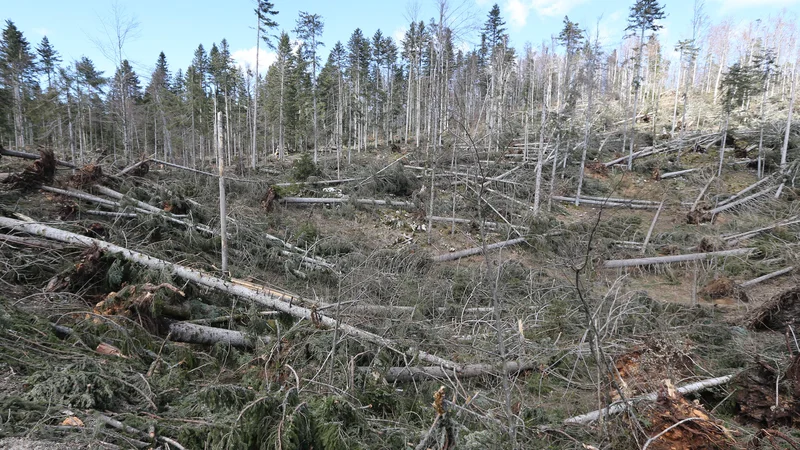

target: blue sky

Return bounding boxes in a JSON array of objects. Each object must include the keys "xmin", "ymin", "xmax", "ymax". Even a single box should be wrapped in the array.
[{"xmin": 4, "ymin": 0, "xmax": 800, "ymax": 83}]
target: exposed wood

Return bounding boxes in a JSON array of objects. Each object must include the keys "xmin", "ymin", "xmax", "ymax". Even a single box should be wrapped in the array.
[
  {"xmin": 563, "ymin": 375, "xmax": 734, "ymax": 425},
  {"xmin": 740, "ymin": 266, "xmax": 794, "ymax": 288},
  {"xmin": 114, "ymin": 160, "xmax": 149, "ymax": 177},
  {"xmin": 0, "ymin": 217, "xmax": 463, "ymax": 371},
  {"xmin": 432, "ymin": 237, "xmax": 526, "ymax": 262},
  {"xmin": 604, "ymin": 248, "xmax": 753, "ymax": 268},
  {"xmin": 273, "ymin": 177, "xmax": 359, "ymax": 188}
]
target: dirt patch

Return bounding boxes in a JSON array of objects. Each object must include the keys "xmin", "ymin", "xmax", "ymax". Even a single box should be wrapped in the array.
[
  {"xmin": 749, "ymin": 286, "xmax": 800, "ymax": 331},
  {"xmin": 699, "ymin": 276, "xmax": 749, "ymax": 304}
]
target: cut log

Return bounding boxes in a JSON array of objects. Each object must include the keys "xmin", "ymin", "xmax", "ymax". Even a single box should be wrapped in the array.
[
  {"xmin": 364, "ymin": 360, "xmax": 538, "ymax": 382},
  {"xmin": 740, "ymin": 266, "xmax": 794, "ymax": 288},
  {"xmin": 0, "ymin": 217, "xmax": 462, "ymax": 371},
  {"xmin": 604, "ymin": 248, "xmax": 753, "ymax": 268},
  {"xmin": 432, "ymin": 237, "xmax": 526, "ymax": 262},
  {"xmin": 563, "ymin": 375, "xmax": 734, "ymax": 425}
]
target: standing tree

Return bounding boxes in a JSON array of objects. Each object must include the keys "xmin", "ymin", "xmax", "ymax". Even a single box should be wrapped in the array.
[
  {"xmin": 0, "ymin": 20, "xmax": 37, "ymax": 148},
  {"xmin": 294, "ymin": 12, "xmax": 325, "ymax": 162},
  {"xmin": 624, "ymin": 0, "xmax": 666, "ymax": 169},
  {"xmin": 557, "ymin": 16, "xmax": 583, "ymax": 111},
  {"xmin": 36, "ymin": 36, "xmax": 60, "ymax": 91},
  {"xmin": 252, "ymin": 0, "xmax": 279, "ymax": 168}
]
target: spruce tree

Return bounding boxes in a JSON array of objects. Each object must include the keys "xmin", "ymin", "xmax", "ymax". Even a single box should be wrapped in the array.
[
  {"xmin": 0, "ymin": 20, "xmax": 37, "ymax": 147},
  {"xmin": 36, "ymin": 36, "xmax": 60, "ymax": 90},
  {"xmin": 624, "ymin": 0, "xmax": 666, "ymax": 169},
  {"xmin": 294, "ymin": 12, "xmax": 324, "ymax": 162}
]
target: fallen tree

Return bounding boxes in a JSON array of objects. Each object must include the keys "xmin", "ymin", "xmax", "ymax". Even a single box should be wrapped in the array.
[
  {"xmin": 603, "ymin": 248, "xmax": 753, "ymax": 268},
  {"xmin": 363, "ymin": 360, "xmax": 538, "ymax": 382},
  {"xmin": 281, "ymin": 196, "xmax": 416, "ymax": 209},
  {"xmin": 563, "ymin": 375, "xmax": 734, "ymax": 425},
  {"xmin": 432, "ymin": 237, "xmax": 527, "ymax": 262},
  {"xmin": 0, "ymin": 217, "xmax": 462, "ymax": 371}
]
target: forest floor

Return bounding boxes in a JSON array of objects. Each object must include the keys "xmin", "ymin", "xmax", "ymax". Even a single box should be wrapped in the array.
[{"xmin": 1, "ymin": 135, "xmax": 800, "ymax": 449}]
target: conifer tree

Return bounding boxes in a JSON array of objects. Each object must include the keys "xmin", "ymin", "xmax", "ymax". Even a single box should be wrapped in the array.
[
  {"xmin": 252, "ymin": 0, "xmax": 278, "ymax": 168},
  {"xmin": 0, "ymin": 20, "xmax": 37, "ymax": 147},
  {"xmin": 624, "ymin": 0, "xmax": 666, "ymax": 169},
  {"xmin": 36, "ymin": 36, "xmax": 60, "ymax": 90},
  {"xmin": 295, "ymin": 12, "xmax": 324, "ymax": 162}
]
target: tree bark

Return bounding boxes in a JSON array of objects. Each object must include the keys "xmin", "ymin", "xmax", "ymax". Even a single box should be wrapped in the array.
[{"xmin": 604, "ymin": 248, "xmax": 753, "ymax": 268}]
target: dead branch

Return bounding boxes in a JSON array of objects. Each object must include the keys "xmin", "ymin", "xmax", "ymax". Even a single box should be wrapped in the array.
[
  {"xmin": 280, "ymin": 196, "xmax": 416, "ymax": 209},
  {"xmin": 552, "ymin": 196, "xmax": 661, "ymax": 209},
  {"xmin": 708, "ymin": 186, "xmax": 777, "ymax": 215},
  {"xmin": 659, "ymin": 168, "xmax": 698, "ymax": 179},
  {"xmin": 365, "ymin": 360, "xmax": 537, "ymax": 382}
]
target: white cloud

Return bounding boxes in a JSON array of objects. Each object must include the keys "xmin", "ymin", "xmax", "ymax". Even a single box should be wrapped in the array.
[
  {"xmin": 231, "ymin": 46, "xmax": 276, "ymax": 75},
  {"xmin": 506, "ymin": 0, "xmax": 531, "ymax": 27},
  {"xmin": 393, "ymin": 26, "xmax": 407, "ymax": 45},
  {"xmin": 530, "ymin": 0, "xmax": 589, "ymax": 17},
  {"xmin": 32, "ymin": 27, "xmax": 52, "ymax": 37}
]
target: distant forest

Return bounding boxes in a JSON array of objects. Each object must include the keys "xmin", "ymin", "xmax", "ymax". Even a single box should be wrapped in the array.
[{"xmin": 0, "ymin": 0, "xmax": 797, "ymax": 174}]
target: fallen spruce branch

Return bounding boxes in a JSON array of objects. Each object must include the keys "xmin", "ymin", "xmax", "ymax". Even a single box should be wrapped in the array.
[
  {"xmin": 604, "ymin": 248, "xmax": 753, "ymax": 268},
  {"xmin": 0, "ymin": 232, "xmax": 68, "ymax": 250},
  {"xmin": 723, "ymin": 216, "xmax": 800, "ymax": 244},
  {"xmin": 98, "ymin": 413, "xmax": 186, "ymax": 450},
  {"xmin": 0, "ymin": 217, "xmax": 462, "ymax": 371},
  {"xmin": 563, "ymin": 375, "xmax": 734, "ymax": 425},
  {"xmin": 432, "ymin": 237, "xmax": 527, "ymax": 262}
]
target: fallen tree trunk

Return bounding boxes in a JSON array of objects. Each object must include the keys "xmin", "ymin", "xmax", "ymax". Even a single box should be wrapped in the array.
[
  {"xmin": 428, "ymin": 216, "xmax": 529, "ymax": 232},
  {"xmin": 563, "ymin": 375, "xmax": 734, "ymax": 425},
  {"xmin": 364, "ymin": 360, "xmax": 538, "ymax": 382},
  {"xmin": 717, "ymin": 176, "xmax": 772, "ymax": 207},
  {"xmin": 167, "ymin": 321, "xmax": 269, "ymax": 348},
  {"xmin": 691, "ymin": 176, "xmax": 715, "ymax": 212},
  {"xmin": 281, "ymin": 196, "xmax": 416, "ymax": 209},
  {"xmin": 0, "ymin": 146, "xmax": 76, "ymax": 168},
  {"xmin": 273, "ymin": 177, "xmax": 359, "ymax": 188},
  {"xmin": 708, "ymin": 186, "xmax": 777, "ymax": 215},
  {"xmin": 740, "ymin": 266, "xmax": 794, "ymax": 288},
  {"xmin": 723, "ymin": 216, "xmax": 800, "ymax": 243},
  {"xmin": 0, "ymin": 217, "xmax": 462, "ymax": 371},
  {"xmin": 432, "ymin": 237, "xmax": 527, "ymax": 262},
  {"xmin": 660, "ymin": 168, "xmax": 697, "ymax": 179},
  {"xmin": 552, "ymin": 196, "xmax": 660, "ymax": 209},
  {"xmin": 0, "ymin": 233, "xmax": 68, "ymax": 250},
  {"xmin": 604, "ymin": 248, "xmax": 753, "ymax": 268}
]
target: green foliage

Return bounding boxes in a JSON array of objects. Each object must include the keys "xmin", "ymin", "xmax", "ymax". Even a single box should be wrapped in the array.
[
  {"xmin": 367, "ymin": 164, "xmax": 420, "ymax": 197},
  {"xmin": 292, "ymin": 152, "xmax": 322, "ymax": 181},
  {"xmin": 24, "ymin": 359, "xmax": 132, "ymax": 410}
]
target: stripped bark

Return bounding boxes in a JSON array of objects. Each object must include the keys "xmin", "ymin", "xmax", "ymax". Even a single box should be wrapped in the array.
[
  {"xmin": 552, "ymin": 196, "xmax": 660, "ymax": 209},
  {"xmin": 604, "ymin": 248, "xmax": 753, "ymax": 268},
  {"xmin": 0, "ymin": 217, "xmax": 462, "ymax": 371},
  {"xmin": 167, "ymin": 321, "xmax": 269, "ymax": 348},
  {"xmin": 659, "ymin": 168, "xmax": 697, "ymax": 179}
]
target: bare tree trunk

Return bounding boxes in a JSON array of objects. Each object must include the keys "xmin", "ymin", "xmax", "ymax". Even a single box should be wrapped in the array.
[
  {"xmin": 216, "ymin": 112, "xmax": 228, "ymax": 274},
  {"xmin": 781, "ymin": 63, "xmax": 796, "ymax": 169}
]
